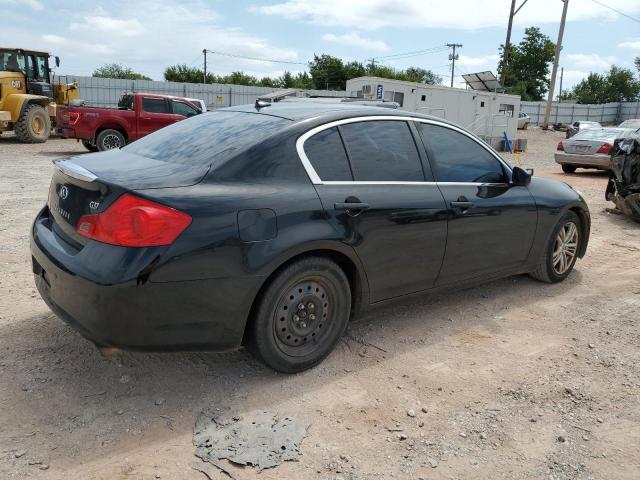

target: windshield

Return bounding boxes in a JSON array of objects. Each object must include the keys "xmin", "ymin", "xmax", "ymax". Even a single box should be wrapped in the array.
[
  {"xmin": 124, "ymin": 111, "xmax": 291, "ymax": 166},
  {"xmin": 573, "ymin": 128, "xmax": 624, "ymax": 140},
  {"xmin": 0, "ymin": 50, "xmax": 25, "ymax": 73}
]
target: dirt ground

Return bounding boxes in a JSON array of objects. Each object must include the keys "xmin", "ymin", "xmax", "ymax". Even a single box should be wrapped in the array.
[{"xmin": 0, "ymin": 128, "xmax": 638, "ymax": 480}]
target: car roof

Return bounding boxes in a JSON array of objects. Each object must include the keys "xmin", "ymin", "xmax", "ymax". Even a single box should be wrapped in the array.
[{"xmin": 223, "ymin": 100, "xmax": 447, "ymax": 123}]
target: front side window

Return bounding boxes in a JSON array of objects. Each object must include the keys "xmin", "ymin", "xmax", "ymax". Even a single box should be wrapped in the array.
[
  {"xmin": 417, "ymin": 123, "xmax": 506, "ymax": 184},
  {"xmin": 340, "ymin": 121, "xmax": 424, "ymax": 182},
  {"xmin": 172, "ymin": 101, "xmax": 199, "ymax": 117},
  {"xmin": 0, "ymin": 51, "xmax": 25, "ymax": 72},
  {"xmin": 304, "ymin": 127, "xmax": 352, "ymax": 181},
  {"xmin": 142, "ymin": 98, "xmax": 169, "ymax": 114}
]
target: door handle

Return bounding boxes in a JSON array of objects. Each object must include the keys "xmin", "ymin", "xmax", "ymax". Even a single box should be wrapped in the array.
[
  {"xmin": 450, "ymin": 201, "xmax": 474, "ymax": 208},
  {"xmin": 334, "ymin": 202, "xmax": 370, "ymax": 211}
]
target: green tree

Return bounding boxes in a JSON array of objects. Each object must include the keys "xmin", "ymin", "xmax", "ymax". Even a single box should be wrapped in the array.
[
  {"xmin": 399, "ymin": 67, "xmax": 442, "ymax": 84},
  {"xmin": 497, "ymin": 27, "xmax": 556, "ymax": 100},
  {"xmin": 93, "ymin": 63, "xmax": 151, "ymax": 80},
  {"xmin": 309, "ymin": 54, "xmax": 346, "ymax": 90},
  {"xmin": 163, "ymin": 64, "xmax": 216, "ymax": 83},
  {"xmin": 635, "ymin": 56, "xmax": 640, "ymax": 73},
  {"xmin": 221, "ymin": 71, "xmax": 259, "ymax": 86},
  {"xmin": 568, "ymin": 66, "xmax": 639, "ymax": 103}
]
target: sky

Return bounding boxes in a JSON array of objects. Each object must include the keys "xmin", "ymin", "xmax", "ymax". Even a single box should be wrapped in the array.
[{"xmin": 1, "ymin": 0, "xmax": 639, "ymax": 95}]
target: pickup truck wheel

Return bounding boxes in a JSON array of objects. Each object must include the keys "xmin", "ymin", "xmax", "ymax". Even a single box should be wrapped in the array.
[
  {"xmin": 15, "ymin": 104, "xmax": 51, "ymax": 143},
  {"xmin": 561, "ymin": 164, "xmax": 577, "ymax": 173},
  {"xmin": 96, "ymin": 129, "xmax": 125, "ymax": 151},
  {"xmin": 81, "ymin": 139, "xmax": 99, "ymax": 152}
]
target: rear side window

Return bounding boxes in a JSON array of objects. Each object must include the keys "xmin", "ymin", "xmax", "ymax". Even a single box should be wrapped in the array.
[
  {"xmin": 142, "ymin": 98, "xmax": 169, "ymax": 114},
  {"xmin": 417, "ymin": 123, "xmax": 506, "ymax": 183},
  {"xmin": 339, "ymin": 121, "xmax": 423, "ymax": 181},
  {"xmin": 124, "ymin": 111, "xmax": 291, "ymax": 166},
  {"xmin": 304, "ymin": 127, "xmax": 352, "ymax": 181}
]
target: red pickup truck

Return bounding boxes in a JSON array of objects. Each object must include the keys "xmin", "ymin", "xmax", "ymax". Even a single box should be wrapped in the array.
[{"xmin": 56, "ymin": 93, "xmax": 203, "ymax": 151}]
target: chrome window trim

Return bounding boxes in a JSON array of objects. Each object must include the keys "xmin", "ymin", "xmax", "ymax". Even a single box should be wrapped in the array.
[
  {"xmin": 295, "ymin": 115, "xmax": 512, "ymax": 186},
  {"xmin": 53, "ymin": 159, "xmax": 97, "ymax": 183}
]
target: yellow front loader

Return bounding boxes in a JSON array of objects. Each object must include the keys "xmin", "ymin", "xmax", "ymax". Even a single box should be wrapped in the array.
[{"xmin": 0, "ymin": 48, "xmax": 79, "ymax": 143}]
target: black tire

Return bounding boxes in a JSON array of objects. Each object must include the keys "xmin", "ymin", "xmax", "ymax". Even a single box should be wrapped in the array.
[
  {"xmin": 248, "ymin": 257, "xmax": 351, "ymax": 373},
  {"xmin": 530, "ymin": 210, "xmax": 581, "ymax": 284},
  {"xmin": 561, "ymin": 164, "xmax": 577, "ymax": 173},
  {"xmin": 81, "ymin": 139, "xmax": 99, "ymax": 152},
  {"xmin": 96, "ymin": 129, "xmax": 125, "ymax": 151},
  {"xmin": 15, "ymin": 104, "xmax": 51, "ymax": 143}
]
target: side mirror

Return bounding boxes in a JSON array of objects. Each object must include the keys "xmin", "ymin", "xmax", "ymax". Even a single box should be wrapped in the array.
[
  {"xmin": 511, "ymin": 166, "xmax": 531, "ymax": 187},
  {"xmin": 55, "ymin": 56, "xmax": 60, "ymax": 67}
]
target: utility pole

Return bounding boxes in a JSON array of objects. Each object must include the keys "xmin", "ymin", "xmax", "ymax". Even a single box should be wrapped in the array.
[
  {"xmin": 501, "ymin": 0, "xmax": 529, "ymax": 86},
  {"xmin": 203, "ymin": 49, "xmax": 207, "ymax": 84},
  {"xmin": 542, "ymin": 0, "xmax": 569, "ymax": 130},
  {"xmin": 446, "ymin": 43, "xmax": 462, "ymax": 88},
  {"xmin": 558, "ymin": 67, "xmax": 564, "ymax": 101}
]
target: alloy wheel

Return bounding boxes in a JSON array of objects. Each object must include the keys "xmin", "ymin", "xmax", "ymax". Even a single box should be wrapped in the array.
[
  {"xmin": 552, "ymin": 221, "xmax": 579, "ymax": 275},
  {"xmin": 102, "ymin": 134, "xmax": 122, "ymax": 149}
]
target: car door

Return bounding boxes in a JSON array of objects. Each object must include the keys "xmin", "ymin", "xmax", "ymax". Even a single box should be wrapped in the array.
[
  {"xmin": 299, "ymin": 118, "xmax": 448, "ymax": 302},
  {"xmin": 415, "ymin": 121, "xmax": 538, "ymax": 285},
  {"xmin": 137, "ymin": 97, "xmax": 177, "ymax": 138},
  {"xmin": 170, "ymin": 99, "xmax": 201, "ymax": 118}
]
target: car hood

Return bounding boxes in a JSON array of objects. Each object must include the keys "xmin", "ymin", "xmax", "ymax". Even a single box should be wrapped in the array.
[{"xmin": 60, "ymin": 149, "xmax": 211, "ymax": 190}]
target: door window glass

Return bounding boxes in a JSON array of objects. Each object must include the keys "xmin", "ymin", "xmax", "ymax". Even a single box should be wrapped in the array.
[
  {"xmin": 142, "ymin": 98, "xmax": 169, "ymax": 113},
  {"xmin": 340, "ymin": 121, "xmax": 424, "ymax": 181},
  {"xmin": 1, "ymin": 51, "xmax": 25, "ymax": 72},
  {"xmin": 304, "ymin": 127, "xmax": 352, "ymax": 181},
  {"xmin": 417, "ymin": 123, "xmax": 506, "ymax": 183},
  {"xmin": 171, "ymin": 101, "xmax": 200, "ymax": 117}
]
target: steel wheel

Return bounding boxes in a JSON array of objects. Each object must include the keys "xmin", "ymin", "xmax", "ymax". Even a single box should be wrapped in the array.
[
  {"xmin": 249, "ymin": 256, "xmax": 351, "ymax": 373},
  {"xmin": 273, "ymin": 278, "xmax": 335, "ymax": 357},
  {"xmin": 32, "ymin": 115, "xmax": 44, "ymax": 135},
  {"xmin": 552, "ymin": 221, "xmax": 579, "ymax": 275}
]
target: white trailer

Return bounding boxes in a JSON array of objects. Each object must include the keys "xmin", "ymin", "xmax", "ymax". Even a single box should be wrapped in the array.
[{"xmin": 346, "ymin": 76, "xmax": 521, "ymax": 145}]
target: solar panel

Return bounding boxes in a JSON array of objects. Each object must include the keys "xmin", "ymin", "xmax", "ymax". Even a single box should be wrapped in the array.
[{"xmin": 462, "ymin": 71, "xmax": 505, "ymax": 93}]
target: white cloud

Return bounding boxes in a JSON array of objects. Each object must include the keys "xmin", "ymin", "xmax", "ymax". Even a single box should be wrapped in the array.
[
  {"xmin": 566, "ymin": 53, "xmax": 615, "ymax": 70},
  {"xmin": 16, "ymin": 0, "xmax": 300, "ymax": 80},
  {"xmin": 41, "ymin": 34, "xmax": 68, "ymax": 45},
  {"xmin": 618, "ymin": 40, "xmax": 640, "ymax": 50},
  {"xmin": 458, "ymin": 54, "xmax": 499, "ymax": 68},
  {"xmin": 0, "ymin": 0, "xmax": 43, "ymax": 10},
  {"xmin": 250, "ymin": 0, "xmax": 640, "ymax": 30},
  {"xmin": 70, "ymin": 16, "xmax": 145, "ymax": 37},
  {"xmin": 322, "ymin": 32, "xmax": 389, "ymax": 52}
]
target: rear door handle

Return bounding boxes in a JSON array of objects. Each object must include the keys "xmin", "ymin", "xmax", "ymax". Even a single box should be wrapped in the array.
[{"xmin": 334, "ymin": 202, "xmax": 370, "ymax": 211}]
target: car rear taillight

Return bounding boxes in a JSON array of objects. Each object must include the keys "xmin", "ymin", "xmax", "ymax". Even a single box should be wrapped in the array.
[
  {"xmin": 76, "ymin": 193, "xmax": 192, "ymax": 247},
  {"xmin": 557, "ymin": 141, "xmax": 564, "ymax": 151},
  {"xmin": 596, "ymin": 143, "xmax": 612, "ymax": 154},
  {"xmin": 68, "ymin": 112, "xmax": 80, "ymax": 125}
]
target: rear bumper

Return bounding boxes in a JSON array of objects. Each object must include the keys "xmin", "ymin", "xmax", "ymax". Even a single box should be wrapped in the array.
[
  {"xmin": 554, "ymin": 152, "xmax": 611, "ymax": 169},
  {"xmin": 30, "ymin": 208, "xmax": 261, "ymax": 351}
]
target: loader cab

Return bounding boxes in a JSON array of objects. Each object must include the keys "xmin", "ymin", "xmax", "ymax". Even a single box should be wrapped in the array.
[{"xmin": 0, "ymin": 48, "xmax": 53, "ymax": 98}]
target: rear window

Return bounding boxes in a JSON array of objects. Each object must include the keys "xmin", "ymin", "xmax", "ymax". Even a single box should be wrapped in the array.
[{"xmin": 124, "ymin": 111, "xmax": 291, "ymax": 166}]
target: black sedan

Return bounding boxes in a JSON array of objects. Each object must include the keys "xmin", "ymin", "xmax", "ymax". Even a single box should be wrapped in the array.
[{"xmin": 31, "ymin": 102, "xmax": 590, "ymax": 373}]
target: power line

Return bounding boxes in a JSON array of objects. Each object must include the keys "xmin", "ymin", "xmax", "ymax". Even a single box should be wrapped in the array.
[
  {"xmin": 590, "ymin": 0, "xmax": 640, "ymax": 23},
  {"xmin": 373, "ymin": 45, "xmax": 449, "ymax": 61},
  {"xmin": 204, "ymin": 49, "xmax": 307, "ymax": 65}
]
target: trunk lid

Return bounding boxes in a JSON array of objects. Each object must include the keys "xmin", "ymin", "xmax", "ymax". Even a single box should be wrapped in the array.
[{"xmin": 48, "ymin": 152, "xmax": 209, "ymax": 247}]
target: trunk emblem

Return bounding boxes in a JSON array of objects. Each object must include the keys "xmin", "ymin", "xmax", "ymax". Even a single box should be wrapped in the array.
[{"xmin": 59, "ymin": 185, "xmax": 69, "ymax": 200}]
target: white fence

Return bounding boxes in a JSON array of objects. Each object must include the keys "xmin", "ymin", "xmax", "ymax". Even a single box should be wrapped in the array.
[
  {"xmin": 53, "ymin": 75, "xmax": 346, "ymax": 109},
  {"xmin": 521, "ymin": 101, "xmax": 640, "ymax": 126}
]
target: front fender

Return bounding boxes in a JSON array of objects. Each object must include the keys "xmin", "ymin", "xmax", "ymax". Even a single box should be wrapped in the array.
[{"xmin": 4, "ymin": 94, "xmax": 50, "ymax": 121}]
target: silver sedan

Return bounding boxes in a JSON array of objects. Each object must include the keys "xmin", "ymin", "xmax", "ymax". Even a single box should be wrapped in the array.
[{"xmin": 555, "ymin": 127, "xmax": 636, "ymax": 173}]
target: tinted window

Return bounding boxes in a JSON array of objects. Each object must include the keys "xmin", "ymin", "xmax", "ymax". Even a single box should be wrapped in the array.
[
  {"xmin": 304, "ymin": 127, "xmax": 352, "ymax": 181},
  {"xmin": 340, "ymin": 121, "xmax": 423, "ymax": 181},
  {"xmin": 142, "ymin": 98, "xmax": 169, "ymax": 113},
  {"xmin": 172, "ymin": 101, "xmax": 199, "ymax": 117},
  {"xmin": 418, "ymin": 123, "xmax": 506, "ymax": 183},
  {"xmin": 124, "ymin": 111, "xmax": 290, "ymax": 166}
]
